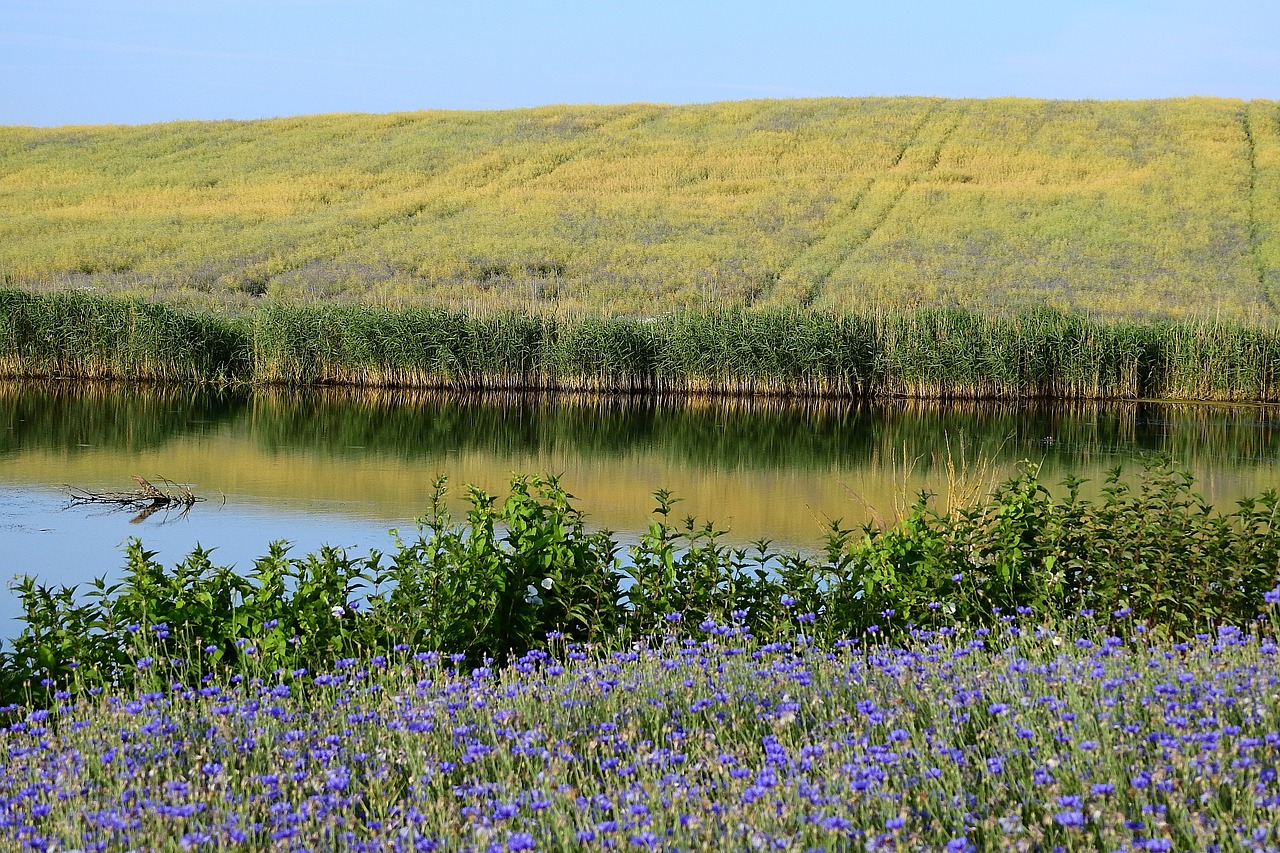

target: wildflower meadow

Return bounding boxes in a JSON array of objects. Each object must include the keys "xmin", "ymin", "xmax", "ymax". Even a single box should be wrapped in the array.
[{"xmin": 2, "ymin": 465, "xmax": 1280, "ymax": 851}]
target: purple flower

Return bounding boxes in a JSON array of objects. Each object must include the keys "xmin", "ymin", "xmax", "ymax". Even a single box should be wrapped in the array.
[{"xmin": 507, "ymin": 832, "xmax": 536, "ymax": 851}]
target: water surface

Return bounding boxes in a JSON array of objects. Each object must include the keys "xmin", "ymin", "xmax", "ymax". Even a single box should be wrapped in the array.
[{"xmin": 4, "ymin": 381, "xmax": 1280, "ymax": 636}]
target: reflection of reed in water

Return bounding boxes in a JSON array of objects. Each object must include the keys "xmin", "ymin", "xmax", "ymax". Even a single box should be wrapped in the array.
[
  {"xmin": 0, "ymin": 379, "xmax": 245, "ymax": 454},
  {"xmin": 5, "ymin": 380, "xmax": 1279, "ymax": 475},
  {"xmin": 5, "ymin": 382, "xmax": 1280, "ymax": 548},
  {"xmin": 246, "ymin": 385, "xmax": 1280, "ymax": 474}
]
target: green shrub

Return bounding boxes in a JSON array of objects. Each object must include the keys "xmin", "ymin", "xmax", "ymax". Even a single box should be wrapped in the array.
[{"xmin": 4, "ymin": 463, "xmax": 1279, "ymax": 707}]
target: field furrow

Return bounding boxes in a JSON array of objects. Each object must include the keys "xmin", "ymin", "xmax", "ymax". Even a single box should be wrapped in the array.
[{"xmin": 2, "ymin": 97, "xmax": 1278, "ymax": 319}]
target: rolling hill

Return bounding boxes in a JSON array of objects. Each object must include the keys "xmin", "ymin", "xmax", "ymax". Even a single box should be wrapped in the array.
[{"xmin": 2, "ymin": 97, "xmax": 1278, "ymax": 320}]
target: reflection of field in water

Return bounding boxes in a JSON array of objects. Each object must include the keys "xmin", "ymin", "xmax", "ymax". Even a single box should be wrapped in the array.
[{"xmin": 3, "ymin": 382, "xmax": 1280, "ymax": 589}]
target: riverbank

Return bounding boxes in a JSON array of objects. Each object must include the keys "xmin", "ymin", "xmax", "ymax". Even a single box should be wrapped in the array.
[
  {"xmin": 6, "ymin": 461, "xmax": 1278, "ymax": 706},
  {"xmin": 5, "ymin": 289, "xmax": 1280, "ymax": 401}
]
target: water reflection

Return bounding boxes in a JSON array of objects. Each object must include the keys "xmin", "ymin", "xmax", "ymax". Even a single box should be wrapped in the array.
[{"xmin": 2, "ymin": 380, "xmax": 1279, "ymax": 629}]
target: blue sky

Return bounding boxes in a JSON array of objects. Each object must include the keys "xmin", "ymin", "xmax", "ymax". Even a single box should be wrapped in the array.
[{"xmin": 3, "ymin": 0, "xmax": 1278, "ymax": 126}]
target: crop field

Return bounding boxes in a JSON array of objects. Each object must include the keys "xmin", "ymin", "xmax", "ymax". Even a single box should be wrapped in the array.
[{"xmin": 3, "ymin": 97, "xmax": 1279, "ymax": 320}]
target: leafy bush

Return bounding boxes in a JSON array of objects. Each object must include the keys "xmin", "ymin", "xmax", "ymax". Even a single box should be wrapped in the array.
[
  {"xmin": 371, "ymin": 475, "xmax": 621, "ymax": 661},
  {"xmin": 3, "ymin": 463, "xmax": 1279, "ymax": 706}
]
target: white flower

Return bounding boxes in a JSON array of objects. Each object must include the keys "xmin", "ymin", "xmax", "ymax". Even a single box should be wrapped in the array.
[
  {"xmin": 541, "ymin": 577, "xmax": 554, "ymax": 590},
  {"xmin": 331, "ymin": 605, "xmax": 345, "ymax": 618}
]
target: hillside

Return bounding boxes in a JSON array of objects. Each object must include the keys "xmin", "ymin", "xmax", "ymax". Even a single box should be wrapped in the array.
[{"xmin": 2, "ymin": 97, "xmax": 1279, "ymax": 320}]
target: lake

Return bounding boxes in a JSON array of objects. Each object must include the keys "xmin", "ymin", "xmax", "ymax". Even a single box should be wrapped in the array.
[{"xmin": 3, "ymin": 380, "xmax": 1280, "ymax": 637}]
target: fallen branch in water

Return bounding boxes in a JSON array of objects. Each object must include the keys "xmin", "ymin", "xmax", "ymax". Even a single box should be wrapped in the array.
[{"xmin": 66, "ymin": 476, "xmax": 205, "ymax": 522}]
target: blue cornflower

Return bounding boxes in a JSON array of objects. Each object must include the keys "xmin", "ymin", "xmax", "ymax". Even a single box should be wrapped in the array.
[
  {"xmin": 507, "ymin": 832, "xmax": 536, "ymax": 851},
  {"xmin": 1265, "ymin": 586, "xmax": 1280, "ymax": 605}
]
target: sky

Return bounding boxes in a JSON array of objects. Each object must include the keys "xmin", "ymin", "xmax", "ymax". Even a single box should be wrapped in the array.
[{"xmin": 2, "ymin": 0, "xmax": 1278, "ymax": 127}]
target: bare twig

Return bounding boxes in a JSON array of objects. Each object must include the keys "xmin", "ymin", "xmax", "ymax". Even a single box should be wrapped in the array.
[{"xmin": 66, "ymin": 476, "xmax": 205, "ymax": 523}]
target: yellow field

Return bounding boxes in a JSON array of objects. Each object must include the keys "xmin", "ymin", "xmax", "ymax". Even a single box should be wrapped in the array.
[{"xmin": 2, "ymin": 97, "xmax": 1278, "ymax": 320}]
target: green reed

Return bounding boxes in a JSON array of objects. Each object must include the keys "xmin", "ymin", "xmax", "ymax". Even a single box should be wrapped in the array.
[
  {"xmin": 5, "ymin": 289, "xmax": 1280, "ymax": 400},
  {"xmin": 0, "ymin": 289, "xmax": 249, "ymax": 382}
]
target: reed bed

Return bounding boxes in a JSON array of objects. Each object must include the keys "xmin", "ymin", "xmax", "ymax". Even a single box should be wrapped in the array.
[
  {"xmin": 5, "ymin": 289, "xmax": 1280, "ymax": 401},
  {"xmin": 0, "ymin": 289, "xmax": 249, "ymax": 383}
]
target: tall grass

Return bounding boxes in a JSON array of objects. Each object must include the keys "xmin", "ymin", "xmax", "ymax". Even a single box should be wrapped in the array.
[
  {"xmin": 6, "ymin": 289, "xmax": 1280, "ymax": 400},
  {"xmin": 0, "ymin": 289, "xmax": 248, "ymax": 382}
]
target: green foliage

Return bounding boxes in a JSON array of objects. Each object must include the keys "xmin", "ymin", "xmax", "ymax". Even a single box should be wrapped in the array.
[
  {"xmin": 373, "ymin": 475, "xmax": 621, "ymax": 662},
  {"xmin": 4, "ymin": 464, "xmax": 1280, "ymax": 707},
  {"xmin": 0, "ymin": 288, "xmax": 248, "ymax": 381},
  {"xmin": 840, "ymin": 458, "xmax": 1280, "ymax": 637},
  {"xmin": 619, "ymin": 489, "xmax": 781, "ymax": 633},
  {"xmin": 8, "ymin": 289, "xmax": 1280, "ymax": 401}
]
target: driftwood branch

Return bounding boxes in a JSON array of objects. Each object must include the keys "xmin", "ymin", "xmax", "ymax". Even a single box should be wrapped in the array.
[{"xmin": 66, "ymin": 476, "xmax": 205, "ymax": 523}]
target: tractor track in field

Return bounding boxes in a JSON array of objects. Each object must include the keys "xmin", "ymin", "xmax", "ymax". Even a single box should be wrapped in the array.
[
  {"xmin": 1242, "ymin": 102, "xmax": 1275, "ymax": 312},
  {"xmin": 774, "ymin": 100, "xmax": 965, "ymax": 305},
  {"xmin": 262, "ymin": 106, "xmax": 676, "ymax": 287}
]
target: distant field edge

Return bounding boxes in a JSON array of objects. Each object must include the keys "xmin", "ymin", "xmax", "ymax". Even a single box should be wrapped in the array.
[{"xmin": 3, "ymin": 288, "xmax": 1280, "ymax": 402}]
